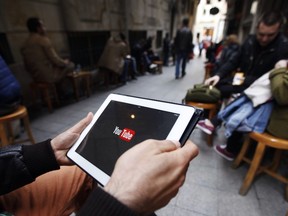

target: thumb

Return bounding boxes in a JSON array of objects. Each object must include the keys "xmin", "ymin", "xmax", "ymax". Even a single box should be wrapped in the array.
[{"xmin": 179, "ymin": 140, "xmax": 199, "ymax": 161}]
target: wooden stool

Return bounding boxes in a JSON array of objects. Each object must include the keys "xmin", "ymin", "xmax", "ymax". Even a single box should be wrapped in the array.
[
  {"xmin": 153, "ymin": 60, "xmax": 163, "ymax": 74},
  {"xmin": 0, "ymin": 105, "xmax": 35, "ymax": 147},
  {"xmin": 66, "ymin": 71, "xmax": 92, "ymax": 101},
  {"xmin": 232, "ymin": 132, "xmax": 288, "ymax": 201},
  {"xmin": 30, "ymin": 82, "xmax": 59, "ymax": 113},
  {"xmin": 186, "ymin": 101, "xmax": 218, "ymax": 146},
  {"xmin": 98, "ymin": 68, "xmax": 119, "ymax": 87}
]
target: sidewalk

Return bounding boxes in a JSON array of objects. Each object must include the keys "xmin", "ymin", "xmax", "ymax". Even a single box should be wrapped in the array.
[{"xmin": 29, "ymin": 57, "xmax": 287, "ymax": 216}]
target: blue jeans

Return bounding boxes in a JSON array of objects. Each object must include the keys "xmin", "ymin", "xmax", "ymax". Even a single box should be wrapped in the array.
[
  {"xmin": 175, "ymin": 51, "xmax": 188, "ymax": 78},
  {"xmin": 121, "ymin": 57, "xmax": 138, "ymax": 82}
]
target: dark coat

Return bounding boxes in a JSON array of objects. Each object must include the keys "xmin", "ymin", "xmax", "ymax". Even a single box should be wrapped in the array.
[
  {"xmin": 215, "ymin": 33, "xmax": 288, "ymax": 88},
  {"xmin": 174, "ymin": 27, "xmax": 193, "ymax": 53},
  {"xmin": 0, "ymin": 56, "xmax": 21, "ymax": 106}
]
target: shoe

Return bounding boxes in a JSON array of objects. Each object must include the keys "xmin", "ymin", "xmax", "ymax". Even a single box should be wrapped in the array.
[
  {"xmin": 196, "ymin": 120, "xmax": 214, "ymax": 135},
  {"xmin": 175, "ymin": 76, "xmax": 180, "ymax": 79},
  {"xmin": 181, "ymin": 72, "xmax": 186, "ymax": 77},
  {"xmin": 214, "ymin": 145, "xmax": 235, "ymax": 161},
  {"xmin": 149, "ymin": 64, "xmax": 157, "ymax": 69}
]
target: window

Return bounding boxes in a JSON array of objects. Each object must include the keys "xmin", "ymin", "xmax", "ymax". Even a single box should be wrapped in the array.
[
  {"xmin": 156, "ymin": 31, "xmax": 163, "ymax": 48},
  {"xmin": 67, "ymin": 31, "xmax": 111, "ymax": 69}
]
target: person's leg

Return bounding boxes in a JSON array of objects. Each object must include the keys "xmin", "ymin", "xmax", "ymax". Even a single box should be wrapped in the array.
[
  {"xmin": 0, "ymin": 166, "xmax": 93, "ymax": 216},
  {"xmin": 181, "ymin": 52, "xmax": 188, "ymax": 76},
  {"xmin": 129, "ymin": 57, "xmax": 138, "ymax": 79},
  {"xmin": 213, "ymin": 131, "xmax": 244, "ymax": 161},
  {"xmin": 0, "ymin": 101, "xmax": 21, "ymax": 117},
  {"xmin": 163, "ymin": 51, "xmax": 169, "ymax": 66},
  {"xmin": 175, "ymin": 53, "xmax": 182, "ymax": 78},
  {"xmin": 226, "ymin": 131, "xmax": 245, "ymax": 156},
  {"xmin": 130, "ymin": 57, "xmax": 137, "ymax": 73},
  {"xmin": 197, "ymin": 115, "xmax": 222, "ymax": 135},
  {"xmin": 120, "ymin": 59, "xmax": 129, "ymax": 83},
  {"xmin": 216, "ymin": 82, "xmax": 247, "ymax": 100},
  {"xmin": 143, "ymin": 53, "xmax": 151, "ymax": 70}
]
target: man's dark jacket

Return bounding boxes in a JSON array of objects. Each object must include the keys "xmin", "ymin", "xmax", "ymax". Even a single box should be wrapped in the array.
[{"xmin": 215, "ymin": 33, "xmax": 288, "ymax": 88}]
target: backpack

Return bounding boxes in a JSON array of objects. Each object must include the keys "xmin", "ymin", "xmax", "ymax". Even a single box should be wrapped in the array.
[{"xmin": 184, "ymin": 84, "xmax": 221, "ymax": 103}]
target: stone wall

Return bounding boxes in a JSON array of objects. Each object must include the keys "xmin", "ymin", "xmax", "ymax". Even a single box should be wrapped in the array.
[
  {"xmin": 0, "ymin": 0, "xmax": 179, "ymax": 107},
  {"xmin": 0, "ymin": 0, "xmax": 173, "ymax": 64}
]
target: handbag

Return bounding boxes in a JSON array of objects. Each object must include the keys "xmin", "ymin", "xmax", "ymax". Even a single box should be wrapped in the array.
[{"xmin": 184, "ymin": 84, "xmax": 221, "ymax": 103}]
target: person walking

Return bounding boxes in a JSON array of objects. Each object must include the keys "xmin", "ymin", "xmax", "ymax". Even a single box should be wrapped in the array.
[{"xmin": 174, "ymin": 18, "xmax": 193, "ymax": 79}]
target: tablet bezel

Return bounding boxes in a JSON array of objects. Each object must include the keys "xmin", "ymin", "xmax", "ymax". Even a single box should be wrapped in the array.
[{"xmin": 67, "ymin": 93, "xmax": 198, "ymax": 186}]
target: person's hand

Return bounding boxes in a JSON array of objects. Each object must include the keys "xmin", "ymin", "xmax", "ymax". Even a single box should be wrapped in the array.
[
  {"xmin": 51, "ymin": 112, "xmax": 93, "ymax": 165},
  {"xmin": 274, "ymin": 60, "xmax": 287, "ymax": 69},
  {"xmin": 104, "ymin": 139, "xmax": 199, "ymax": 214},
  {"xmin": 204, "ymin": 75, "xmax": 220, "ymax": 86}
]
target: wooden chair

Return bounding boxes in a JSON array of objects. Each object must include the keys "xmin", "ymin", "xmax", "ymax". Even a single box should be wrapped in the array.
[
  {"xmin": 30, "ymin": 82, "xmax": 59, "ymax": 113},
  {"xmin": 153, "ymin": 60, "xmax": 163, "ymax": 74},
  {"xmin": 98, "ymin": 67, "xmax": 119, "ymax": 87},
  {"xmin": 66, "ymin": 71, "xmax": 92, "ymax": 101},
  {"xmin": 185, "ymin": 101, "xmax": 218, "ymax": 146},
  {"xmin": 0, "ymin": 105, "xmax": 35, "ymax": 147},
  {"xmin": 232, "ymin": 132, "xmax": 288, "ymax": 201}
]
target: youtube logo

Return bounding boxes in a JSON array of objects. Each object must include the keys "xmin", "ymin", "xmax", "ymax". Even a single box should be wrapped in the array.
[{"xmin": 113, "ymin": 126, "xmax": 135, "ymax": 142}]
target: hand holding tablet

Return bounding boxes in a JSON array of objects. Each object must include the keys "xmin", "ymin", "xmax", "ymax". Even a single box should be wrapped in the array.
[
  {"xmin": 104, "ymin": 139, "xmax": 199, "ymax": 214},
  {"xmin": 67, "ymin": 94, "xmax": 202, "ymax": 186}
]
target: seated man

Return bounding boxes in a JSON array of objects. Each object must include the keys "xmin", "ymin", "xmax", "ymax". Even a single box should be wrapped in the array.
[
  {"xmin": 204, "ymin": 11, "xmax": 288, "ymax": 100},
  {"xmin": 212, "ymin": 60, "xmax": 288, "ymax": 161},
  {"xmin": 98, "ymin": 34, "xmax": 129, "ymax": 84},
  {"xmin": 21, "ymin": 17, "xmax": 74, "ymax": 84}
]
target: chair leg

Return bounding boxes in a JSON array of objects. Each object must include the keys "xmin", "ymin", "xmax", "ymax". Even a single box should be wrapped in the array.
[
  {"xmin": 206, "ymin": 108, "xmax": 217, "ymax": 147},
  {"xmin": 207, "ymin": 134, "xmax": 213, "ymax": 147},
  {"xmin": 23, "ymin": 115, "xmax": 35, "ymax": 144},
  {"xmin": 51, "ymin": 84, "xmax": 60, "ymax": 106},
  {"xmin": 232, "ymin": 135, "xmax": 251, "ymax": 169},
  {"xmin": 0, "ymin": 123, "xmax": 9, "ymax": 147},
  {"xmin": 30, "ymin": 84, "xmax": 38, "ymax": 105},
  {"xmin": 270, "ymin": 149, "xmax": 282, "ymax": 171},
  {"xmin": 42, "ymin": 87, "xmax": 53, "ymax": 113},
  {"xmin": 286, "ymin": 184, "xmax": 288, "ymax": 202},
  {"xmin": 239, "ymin": 142, "xmax": 266, "ymax": 196},
  {"xmin": 7, "ymin": 121, "xmax": 14, "ymax": 144}
]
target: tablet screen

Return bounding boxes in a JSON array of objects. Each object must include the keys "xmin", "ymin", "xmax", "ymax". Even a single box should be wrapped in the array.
[
  {"xmin": 67, "ymin": 93, "xmax": 202, "ymax": 185},
  {"xmin": 75, "ymin": 100, "xmax": 179, "ymax": 176}
]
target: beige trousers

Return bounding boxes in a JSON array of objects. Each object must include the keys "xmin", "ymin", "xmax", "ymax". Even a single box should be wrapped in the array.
[{"xmin": 0, "ymin": 166, "xmax": 93, "ymax": 216}]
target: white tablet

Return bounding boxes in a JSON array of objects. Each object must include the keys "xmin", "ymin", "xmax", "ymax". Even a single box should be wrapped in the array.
[{"xmin": 67, "ymin": 93, "xmax": 202, "ymax": 186}]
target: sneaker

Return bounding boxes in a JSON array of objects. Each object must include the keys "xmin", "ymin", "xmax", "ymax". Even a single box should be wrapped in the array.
[
  {"xmin": 213, "ymin": 145, "xmax": 235, "ymax": 161},
  {"xmin": 149, "ymin": 64, "xmax": 157, "ymax": 69},
  {"xmin": 196, "ymin": 120, "xmax": 214, "ymax": 135}
]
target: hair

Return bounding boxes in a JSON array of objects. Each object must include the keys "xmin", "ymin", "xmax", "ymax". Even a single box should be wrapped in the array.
[
  {"xmin": 257, "ymin": 11, "xmax": 285, "ymax": 28},
  {"xmin": 182, "ymin": 18, "xmax": 189, "ymax": 26},
  {"xmin": 26, "ymin": 17, "xmax": 41, "ymax": 33},
  {"xmin": 226, "ymin": 34, "xmax": 239, "ymax": 44}
]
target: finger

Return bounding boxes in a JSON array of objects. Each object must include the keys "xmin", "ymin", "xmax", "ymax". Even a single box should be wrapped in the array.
[
  {"xmin": 148, "ymin": 140, "xmax": 180, "ymax": 154},
  {"xmin": 178, "ymin": 140, "xmax": 199, "ymax": 161},
  {"xmin": 68, "ymin": 112, "xmax": 93, "ymax": 133}
]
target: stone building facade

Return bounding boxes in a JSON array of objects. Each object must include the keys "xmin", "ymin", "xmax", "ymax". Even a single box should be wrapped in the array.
[
  {"xmin": 0, "ymin": 0, "xmax": 198, "ymax": 68},
  {"xmin": 0, "ymin": 0, "xmax": 199, "ymax": 107}
]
